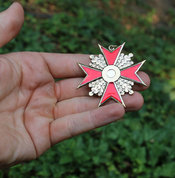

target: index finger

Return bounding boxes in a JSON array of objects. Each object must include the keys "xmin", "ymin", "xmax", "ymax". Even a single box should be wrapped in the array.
[{"xmin": 41, "ymin": 53, "xmax": 90, "ymax": 78}]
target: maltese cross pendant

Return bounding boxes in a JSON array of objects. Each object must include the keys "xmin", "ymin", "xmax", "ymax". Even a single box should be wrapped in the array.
[{"xmin": 77, "ymin": 43, "xmax": 146, "ymax": 107}]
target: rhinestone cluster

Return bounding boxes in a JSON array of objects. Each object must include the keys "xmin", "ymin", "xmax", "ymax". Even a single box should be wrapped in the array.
[
  {"xmin": 115, "ymin": 78, "xmax": 134, "ymax": 95},
  {"xmin": 89, "ymin": 54, "xmax": 107, "ymax": 70},
  {"xmin": 88, "ymin": 78, "xmax": 106, "ymax": 96},
  {"xmin": 88, "ymin": 53, "xmax": 135, "ymax": 96},
  {"xmin": 116, "ymin": 53, "xmax": 134, "ymax": 69}
]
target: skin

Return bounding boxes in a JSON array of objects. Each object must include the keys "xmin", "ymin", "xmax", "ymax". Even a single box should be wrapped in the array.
[{"xmin": 0, "ymin": 3, "xmax": 150, "ymax": 169}]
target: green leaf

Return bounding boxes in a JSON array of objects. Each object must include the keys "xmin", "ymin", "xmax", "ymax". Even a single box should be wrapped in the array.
[{"xmin": 59, "ymin": 155, "xmax": 73, "ymax": 165}]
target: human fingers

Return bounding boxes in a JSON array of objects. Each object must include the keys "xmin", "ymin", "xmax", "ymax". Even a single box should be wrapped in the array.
[
  {"xmin": 54, "ymin": 91, "xmax": 143, "ymax": 118},
  {"xmin": 51, "ymin": 103, "xmax": 125, "ymax": 144},
  {"xmin": 0, "ymin": 2, "xmax": 24, "ymax": 48},
  {"xmin": 55, "ymin": 71, "xmax": 150, "ymax": 101}
]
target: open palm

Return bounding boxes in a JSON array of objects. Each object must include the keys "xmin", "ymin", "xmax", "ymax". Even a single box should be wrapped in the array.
[{"xmin": 0, "ymin": 3, "xmax": 150, "ymax": 169}]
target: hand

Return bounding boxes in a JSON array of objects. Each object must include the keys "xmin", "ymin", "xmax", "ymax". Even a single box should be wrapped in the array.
[{"xmin": 0, "ymin": 3, "xmax": 150, "ymax": 169}]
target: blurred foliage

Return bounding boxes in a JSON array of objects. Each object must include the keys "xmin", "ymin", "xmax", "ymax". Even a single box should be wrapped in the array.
[{"xmin": 1, "ymin": 0, "xmax": 175, "ymax": 177}]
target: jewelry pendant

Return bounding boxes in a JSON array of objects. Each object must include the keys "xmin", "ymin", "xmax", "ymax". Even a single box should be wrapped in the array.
[{"xmin": 77, "ymin": 43, "xmax": 146, "ymax": 107}]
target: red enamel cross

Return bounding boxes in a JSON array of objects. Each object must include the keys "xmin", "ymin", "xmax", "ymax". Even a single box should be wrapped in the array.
[{"xmin": 77, "ymin": 43, "xmax": 146, "ymax": 107}]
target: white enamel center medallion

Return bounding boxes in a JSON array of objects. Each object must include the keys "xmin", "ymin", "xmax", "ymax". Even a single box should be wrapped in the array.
[{"xmin": 102, "ymin": 65, "xmax": 120, "ymax": 82}]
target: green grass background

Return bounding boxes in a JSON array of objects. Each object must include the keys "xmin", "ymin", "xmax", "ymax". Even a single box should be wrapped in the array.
[{"xmin": 1, "ymin": 0, "xmax": 175, "ymax": 177}]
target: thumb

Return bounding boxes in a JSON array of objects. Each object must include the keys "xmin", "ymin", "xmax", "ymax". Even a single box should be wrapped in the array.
[{"xmin": 0, "ymin": 2, "xmax": 24, "ymax": 48}]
